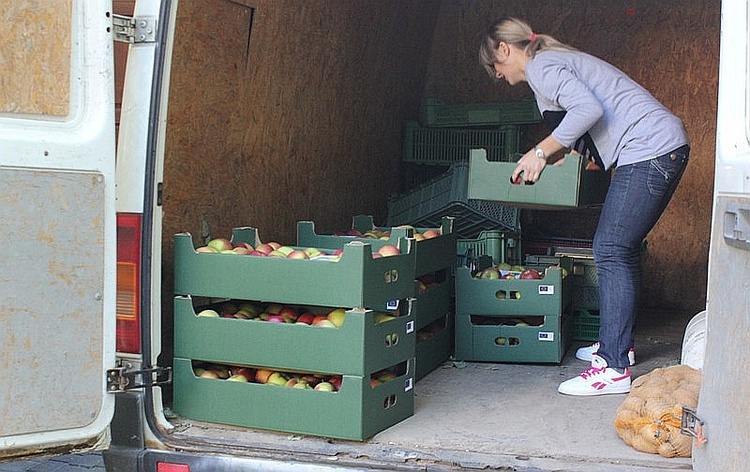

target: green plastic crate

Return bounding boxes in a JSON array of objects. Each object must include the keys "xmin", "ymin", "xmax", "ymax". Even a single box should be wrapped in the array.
[
  {"xmin": 454, "ymin": 258, "xmax": 573, "ymax": 317},
  {"xmin": 456, "ymin": 230, "xmax": 523, "ymax": 268},
  {"xmin": 172, "ymin": 357, "xmax": 414, "ymax": 441},
  {"xmin": 403, "ymin": 121, "xmax": 521, "ymax": 165},
  {"xmin": 415, "ymin": 312, "xmax": 454, "ymax": 381},
  {"xmin": 387, "ymin": 161, "xmax": 521, "ymax": 238},
  {"xmin": 413, "ymin": 277, "xmax": 452, "ymax": 331},
  {"xmin": 174, "ymin": 228, "xmax": 417, "ymax": 309},
  {"xmin": 422, "ymin": 96, "xmax": 542, "ymax": 127},
  {"xmin": 468, "ymin": 149, "xmax": 610, "ymax": 209},
  {"xmin": 453, "ymin": 310, "xmax": 571, "ymax": 364},
  {"xmin": 573, "ymin": 308, "xmax": 600, "ymax": 342},
  {"xmin": 296, "ymin": 216, "xmax": 457, "ymax": 277},
  {"xmin": 174, "ymin": 296, "xmax": 416, "ymax": 376}
]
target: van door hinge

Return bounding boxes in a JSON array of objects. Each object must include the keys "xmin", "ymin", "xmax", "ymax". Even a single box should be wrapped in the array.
[
  {"xmin": 107, "ymin": 365, "xmax": 172, "ymax": 392},
  {"xmin": 680, "ymin": 406, "xmax": 707, "ymax": 446},
  {"xmin": 112, "ymin": 14, "xmax": 157, "ymax": 44}
]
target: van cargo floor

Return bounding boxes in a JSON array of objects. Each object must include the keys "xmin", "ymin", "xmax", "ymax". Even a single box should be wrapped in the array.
[{"xmin": 168, "ymin": 308, "xmax": 696, "ymax": 471}]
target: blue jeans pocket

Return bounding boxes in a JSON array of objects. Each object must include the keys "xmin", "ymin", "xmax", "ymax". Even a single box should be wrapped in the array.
[{"xmin": 647, "ymin": 149, "xmax": 688, "ymax": 197}]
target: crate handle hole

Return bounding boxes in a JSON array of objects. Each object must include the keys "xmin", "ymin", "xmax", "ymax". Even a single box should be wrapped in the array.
[
  {"xmin": 383, "ymin": 394, "xmax": 398, "ymax": 409},
  {"xmin": 384, "ymin": 269, "xmax": 399, "ymax": 283},
  {"xmin": 495, "ymin": 336, "xmax": 520, "ymax": 346}
]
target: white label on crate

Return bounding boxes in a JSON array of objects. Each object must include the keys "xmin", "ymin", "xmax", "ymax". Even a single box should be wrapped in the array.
[
  {"xmin": 538, "ymin": 331, "xmax": 555, "ymax": 342},
  {"xmin": 404, "ymin": 377, "xmax": 413, "ymax": 392},
  {"xmin": 538, "ymin": 285, "xmax": 555, "ymax": 295},
  {"xmin": 387, "ymin": 299, "xmax": 400, "ymax": 311},
  {"xmin": 405, "ymin": 320, "xmax": 415, "ymax": 334}
]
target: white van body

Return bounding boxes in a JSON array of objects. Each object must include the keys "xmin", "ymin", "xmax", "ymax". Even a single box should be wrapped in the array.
[{"xmin": 0, "ymin": 0, "xmax": 747, "ymax": 471}]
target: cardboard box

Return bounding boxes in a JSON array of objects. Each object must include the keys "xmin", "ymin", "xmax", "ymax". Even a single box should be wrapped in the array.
[
  {"xmin": 174, "ymin": 228, "xmax": 417, "ymax": 309},
  {"xmin": 172, "ymin": 357, "xmax": 414, "ymax": 441},
  {"xmin": 454, "ymin": 310, "xmax": 571, "ymax": 364},
  {"xmin": 468, "ymin": 149, "xmax": 610, "ymax": 209},
  {"xmin": 296, "ymin": 215, "xmax": 457, "ymax": 277},
  {"xmin": 174, "ymin": 296, "xmax": 416, "ymax": 376}
]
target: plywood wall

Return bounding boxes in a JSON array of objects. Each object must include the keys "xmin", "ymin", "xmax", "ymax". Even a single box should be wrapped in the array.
[
  {"xmin": 160, "ymin": 0, "xmax": 718, "ymax": 315},
  {"xmin": 423, "ymin": 0, "xmax": 719, "ymax": 312}
]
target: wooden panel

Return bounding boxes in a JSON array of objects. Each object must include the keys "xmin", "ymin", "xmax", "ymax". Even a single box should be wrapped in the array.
[
  {"xmin": 0, "ymin": 0, "xmax": 71, "ymax": 115},
  {"xmin": 424, "ymin": 0, "xmax": 719, "ymax": 311}
]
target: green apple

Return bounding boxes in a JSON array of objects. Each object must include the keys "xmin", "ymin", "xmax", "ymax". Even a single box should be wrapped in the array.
[{"xmin": 196, "ymin": 309, "xmax": 220, "ymax": 318}]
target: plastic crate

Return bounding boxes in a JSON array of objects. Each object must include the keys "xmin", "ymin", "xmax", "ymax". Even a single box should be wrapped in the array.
[
  {"xmin": 422, "ymin": 96, "xmax": 542, "ymax": 127},
  {"xmin": 468, "ymin": 149, "xmax": 610, "ymax": 209},
  {"xmin": 386, "ymin": 161, "xmax": 521, "ymax": 239},
  {"xmin": 403, "ymin": 121, "xmax": 520, "ymax": 165},
  {"xmin": 456, "ymin": 230, "xmax": 523, "ymax": 268},
  {"xmin": 573, "ymin": 308, "xmax": 600, "ymax": 342},
  {"xmin": 173, "ymin": 296, "xmax": 416, "ymax": 377},
  {"xmin": 172, "ymin": 357, "xmax": 414, "ymax": 441}
]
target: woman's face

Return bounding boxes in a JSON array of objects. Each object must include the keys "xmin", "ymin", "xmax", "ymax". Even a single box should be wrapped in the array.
[{"xmin": 492, "ymin": 42, "xmax": 527, "ymax": 86}]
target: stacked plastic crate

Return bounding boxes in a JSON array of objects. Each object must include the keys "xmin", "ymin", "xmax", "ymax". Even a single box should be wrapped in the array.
[
  {"xmin": 297, "ymin": 216, "xmax": 457, "ymax": 381},
  {"xmin": 170, "ymin": 227, "xmax": 418, "ymax": 440},
  {"xmin": 454, "ymin": 256, "xmax": 574, "ymax": 363}
]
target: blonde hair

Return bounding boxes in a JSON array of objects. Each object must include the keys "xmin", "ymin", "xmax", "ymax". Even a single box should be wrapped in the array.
[{"xmin": 479, "ymin": 17, "xmax": 577, "ymax": 79}]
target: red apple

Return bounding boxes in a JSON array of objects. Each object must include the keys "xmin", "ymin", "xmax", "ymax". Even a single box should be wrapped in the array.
[
  {"xmin": 296, "ymin": 312, "xmax": 316, "ymax": 325},
  {"xmin": 422, "ymin": 229, "xmax": 440, "ymax": 239},
  {"xmin": 520, "ymin": 269, "xmax": 541, "ymax": 280},
  {"xmin": 207, "ymin": 238, "xmax": 233, "ymax": 252},
  {"xmin": 286, "ymin": 249, "xmax": 310, "ymax": 259},
  {"xmin": 265, "ymin": 314, "xmax": 285, "ymax": 323},
  {"xmin": 254, "ymin": 243, "xmax": 274, "ymax": 255},
  {"xmin": 248, "ymin": 250, "xmax": 268, "ymax": 256},
  {"xmin": 195, "ymin": 246, "xmax": 219, "ymax": 253},
  {"xmin": 267, "ymin": 241, "xmax": 282, "ymax": 250},
  {"xmin": 255, "ymin": 369, "xmax": 274, "ymax": 384},
  {"xmin": 278, "ymin": 307, "xmax": 299, "ymax": 323},
  {"xmin": 328, "ymin": 376, "xmax": 343, "ymax": 391},
  {"xmin": 377, "ymin": 245, "xmax": 401, "ymax": 257}
]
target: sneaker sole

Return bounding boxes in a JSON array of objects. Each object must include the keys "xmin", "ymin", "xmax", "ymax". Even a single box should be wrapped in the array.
[{"xmin": 557, "ymin": 385, "xmax": 631, "ymax": 396}]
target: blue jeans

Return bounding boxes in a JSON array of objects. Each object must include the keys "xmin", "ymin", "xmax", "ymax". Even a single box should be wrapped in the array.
[{"xmin": 593, "ymin": 145, "xmax": 690, "ymax": 368}]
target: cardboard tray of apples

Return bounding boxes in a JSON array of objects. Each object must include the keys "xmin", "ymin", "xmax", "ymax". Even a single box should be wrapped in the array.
[
  {"xmin": 172, "ymin": 356, "xmax": 415, "ymax": 441},
  {"xmin": 173, "ymin": 226, "xmax": 418, "ymax": 309},
  {"xmin": 455, "ymin": 256, "xmax": 573, "ymax": 316},
  {"xmin": 173, "ymin": 295, "xmax": 416, "ymax": 377},
  {"xmin": 296, "ymin": 216, "xmax": 458, "ymax": 277}
]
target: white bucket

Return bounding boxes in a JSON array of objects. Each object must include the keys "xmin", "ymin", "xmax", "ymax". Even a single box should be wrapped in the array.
[{"xmin": 681, "ymin": 310, "xmax": 707, "ymax": 370}]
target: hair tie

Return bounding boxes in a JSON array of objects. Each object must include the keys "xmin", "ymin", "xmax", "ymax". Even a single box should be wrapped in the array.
[{"xmin": 529, "ymin": 32, "xmax": 537, "ymax": 42}]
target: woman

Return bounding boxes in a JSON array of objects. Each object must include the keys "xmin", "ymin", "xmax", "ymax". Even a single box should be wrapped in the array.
[{"xmin": 479, "ymin": 17, "xmax": 689, "ymax": 396}]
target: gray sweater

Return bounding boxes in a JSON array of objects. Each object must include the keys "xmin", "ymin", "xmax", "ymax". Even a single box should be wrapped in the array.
[{"xmin": 525, "ymin": 50, "xmax": 688, "ymax": 170}]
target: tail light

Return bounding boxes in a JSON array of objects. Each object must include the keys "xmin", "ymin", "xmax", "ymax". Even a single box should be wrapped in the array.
[{"xmin": 116, "ymin": 213, "xmax": 142, "ymax": 354}]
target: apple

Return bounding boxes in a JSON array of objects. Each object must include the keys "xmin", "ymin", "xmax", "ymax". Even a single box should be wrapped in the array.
[
  {"xmin": 278, "ymin": 307, "xmax": 299, "ymax": 323},
  {"xmin": 286, "ymin": 249, "xmax": 310, "ymax": 259},
  {"xmin": 207, "ymin": 238, "xmax": 233, "ymax": 252},
  {"xmin": 520, "ymin": 269, "xmax": 541, "ymax": 280},
  {"xmin": 314, "ymin": 381, "xmax": 335, "ymax": 392},
  {"xmin": 296, "ymin": 312, "xmax": 315, "ymax": 325},
  {"xmin": 511, "ymin": 265, "xmax": 526, "ymax": 272},
  {"xmin": 300, "ymin": 375, "xmax": 320, "ymax": 387},
  {"xmin": 196, "ymin": 309, "xmax": 220, "ymax": 318},
  {"xmin": 267, "ymin": 241, "xmax": 282, "ymax": 250},
  {"xmin": 220, "ymin": 249, "xmax": 238, "ymax": 254},
  {"xmin": 370, "ymin": 378, "xmax": 381, "ymax": 388},
  {"xmin": 479, "ymin": 267, "xmax": 501, "ymax": 279},
  {"xmin": 265, "ymin": 304, "xmax": 283, "ymax": 315},
  {"xmin": 248, "ymin": 250, "xmax": 268, "ymax": 256},
  {"xmin": 304, "ymin": 247, "xmax": 322, "ymax": 258},
  {"xmin": 227, "ymin": 374, "xmax": 249, "ymax": 382},
  {"xmin": 503, "ymin": 273, "xmax": 517, "ymax": 279},
  {"xmin": 232, "ymin": 367, "xmax": 255, "ymax": 381},
  {"xmin": 265, "ymin": 314, "xmax": 285, "ymax": 323},
  {"xmin": 327, "ymin": 308, "xmax": 346, "ymax": 327},
  {"xmin": 276, "ymin": 246, "xmax": 295, "ymax": 256},
  {"xmin": 373, "ymin": 313, "xmax": 396, "ymax": 323},
  {"xmin": 233, "ymin": 309, "xmax": 252, "ymax": 319},
  {"xmin": 328, "ymin": 376, "xmax": 343, "ymax": 391},
  {"xmin": 234, "ymin": 242, "xmax": 254, "ymax": 252},
  {"xmin": 195, "ymin": 246, "xmax": 218, "ymax": 253},
  {"xmin": 232, "ymin": 246, "xmax": 250, "ymax": 255},
  {"xmin": 268, "ymin": 250, "xmax": 286, "ymax": 257},
  {"xmin": 422, "ymin": 229, "xmax": 440, "ymax": 239},
  {"xmin": 417, "ymin": 281, "xmax": 428, "ymax": 293},
  {"xmin": 293, "ymin": 381, "xmax": 312, "ymax": 389},
  {"xmin": 311, "ymin": 315, "xmax": 328, "ymax": 325},
  {"xmin": 255, "ymin": 369, "xmax": 274, "ymax": 384},
  {"xmin": 313, "ymin": 319, "xmax": 337, "ymax": 328},
  {"xmin": 284, "ymin": 377, "xmax": 301, "ymax": 388},
  {"xmin": 266, "ymin": 372, "xmax": 288, "ymax": 386},
  {"xmin": 377, "ymin": 372, "xmax": 397, "ymax": 383},
  {"xmin": 413, "ymin": 233, "xmax": 425, "ymax": 241},
  {"xmin": 254, "ymin": 243, "xmax": 274, "ymax": 255},
  {"xmin": 377, "ymin": 245, "xmax": 400, "ymax": 257},
  {"xmin": 497, "ymin": 262, "xmax": 512, "ymax": 271},
  {"xmin": 199, "ymin": 370, "xmax": 220, "ymax": 379}
]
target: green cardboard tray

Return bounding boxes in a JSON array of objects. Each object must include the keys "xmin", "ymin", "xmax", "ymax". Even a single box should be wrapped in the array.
[
  {"xmin": 468, "ymin": 149, "xmax": 610, "ymax": 209},
  {"xmin": 454, "ymin": 259, "xmax": 573, "ymax": 317},
  {"xmin": 172, "ymin": 357, "xmax": 415, "ymax": 441},
  {"xmin": 414, "ymin": 278, "xmax": 452, "ymax": 331},
  {"xmin": 415, "ymin": 312, "xmax": 454, "ymax": 381},
  {"xmin": 454, "ymin": 310, "xmax": 572, "ymax": 364},
  {"xmin": 174, "ymin": 295, "xmax": 416, "ymax": 376},
  {"xmin": 174, "ymin": 228, "xmax": 417, "ymax": 309},
  {"xmin": 296, "ymin": 216, "xmax": 457, "ymax": 277}
]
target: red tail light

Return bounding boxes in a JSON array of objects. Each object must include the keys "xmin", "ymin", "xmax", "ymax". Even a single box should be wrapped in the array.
[{"xmin": 116, "ymin": 213, "xmax": 142, "ymax": 354}]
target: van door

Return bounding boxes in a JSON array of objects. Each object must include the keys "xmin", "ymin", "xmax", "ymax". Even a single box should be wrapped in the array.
[
  {"xmin": 0, "ymin": 0, "xmax": 117, "ymax": 459},
  {"xmin": 692, "ymin": 0, "xmax": 750, "ymax": 469}
]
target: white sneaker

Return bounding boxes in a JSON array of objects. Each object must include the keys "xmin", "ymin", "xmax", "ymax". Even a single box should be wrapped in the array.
[
  {"xmin": 558, "ymin": 355, "xmax": 631, "ymax": 396},
  {"xmin": 575, "ymin": 341, "xmax": 636, "ymax": 366}
]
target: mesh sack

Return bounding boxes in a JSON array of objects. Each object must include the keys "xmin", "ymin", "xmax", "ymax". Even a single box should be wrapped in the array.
[{"xmin": 613, "ymin": 364, "xmax": 701, "ymax": 458}]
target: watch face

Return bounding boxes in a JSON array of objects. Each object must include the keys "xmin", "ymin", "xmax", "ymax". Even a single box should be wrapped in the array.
[{"xmin": 535, "ymin": 148, "xmax": 545, "ymax": 158}]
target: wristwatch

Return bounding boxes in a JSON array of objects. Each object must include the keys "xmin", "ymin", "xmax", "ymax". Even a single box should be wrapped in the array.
[{"xmin": 534, "ymin": 146, "xmax": 546, "ymax": 160}]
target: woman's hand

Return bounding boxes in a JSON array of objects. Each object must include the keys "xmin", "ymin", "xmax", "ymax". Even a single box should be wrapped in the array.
[{"xmin": 511, "ymin": 150, "xmax": 547, "ymax": 184}]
